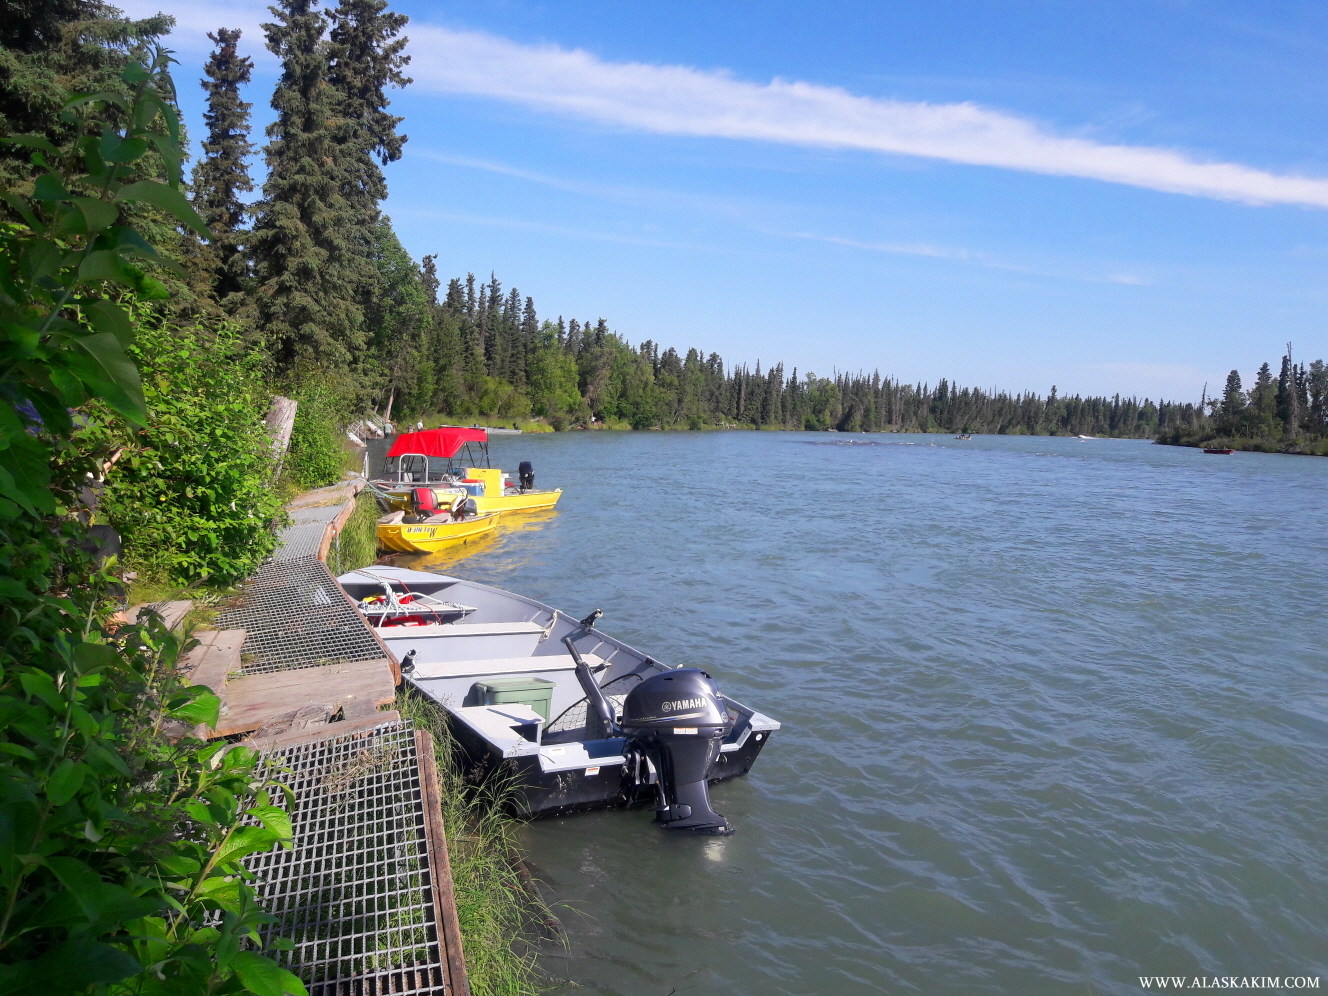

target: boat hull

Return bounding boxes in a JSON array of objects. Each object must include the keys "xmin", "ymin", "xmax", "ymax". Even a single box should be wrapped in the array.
[
  {"xmin": 472, "ymin": 488, "xmax": 562, "ymax": 515},
  {"xmin": 445, "ymin": 704, "xmax": 774, "ymax": 819},
  {"xmin": 376, "ymin": 513, "xmax": 497, "ymax": 553}
]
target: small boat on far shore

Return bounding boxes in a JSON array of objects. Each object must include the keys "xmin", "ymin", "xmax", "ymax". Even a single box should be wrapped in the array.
[{"xmin": 1203, "ymin": 447, "xmax": 1236, "ymax": 455}]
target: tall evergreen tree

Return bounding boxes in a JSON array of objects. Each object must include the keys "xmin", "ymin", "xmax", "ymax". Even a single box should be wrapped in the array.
[
  {"xmin": 0, "ymin": 2, "xmax": 173, "ymax": 185},
  {"xmin": 248, "ymin": 0, "xmax": 364, "ymax": 375},
  {"xmin": 326, "ymin": 0, "xmax": 409, "ymax": 215},
  {"xmin": 420, "ymin": 253, "xmax": 438, "ymax": 306},
  {"xmin": 1276, "ymin": 345, "xmax": 1299, "ymax": 440},
  {"xmin": 192, "ymin": 27, "xmax": 254, "ymax": 302},
  {"xmin": 1216, "ymin": 369, "xmax": 1246, "ymax": 437}
]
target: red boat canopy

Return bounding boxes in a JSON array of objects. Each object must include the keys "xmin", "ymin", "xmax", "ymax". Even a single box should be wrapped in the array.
[{"xmin": 386, "ymin": 426, "xmax": 487, "ymax": 459}]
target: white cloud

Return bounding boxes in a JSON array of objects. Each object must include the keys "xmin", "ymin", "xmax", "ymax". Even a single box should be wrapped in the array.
[
  {"xmin": 406, "ymin": 24, "xmax": 1328, "ymax": 209},
  {"xmin": 125, "ymin": 4, "xmax": 1328, "ymax": 208}
]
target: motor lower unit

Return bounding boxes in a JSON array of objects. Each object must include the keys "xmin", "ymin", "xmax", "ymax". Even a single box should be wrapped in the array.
[{"xmin": 621, "ymin": 668, "xmax": 734, "ymax": 834}]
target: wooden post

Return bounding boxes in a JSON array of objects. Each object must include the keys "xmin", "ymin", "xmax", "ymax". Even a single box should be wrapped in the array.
[{"xmin": 265, "ymin": 396, "xmax": 298, "ymax": 476}]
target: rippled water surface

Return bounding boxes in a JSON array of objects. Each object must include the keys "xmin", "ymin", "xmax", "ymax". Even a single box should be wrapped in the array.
[{"xmin": 391, "ymin": 432, "xmax": 1328, "ymax": 995}]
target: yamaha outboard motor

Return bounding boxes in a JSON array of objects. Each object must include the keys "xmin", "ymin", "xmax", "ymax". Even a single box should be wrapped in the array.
[
  {"xmin": 621, "ymin": 669, "xmax": 734, "ymax": 834},
  {"xmin": 518, "ymin": 460, "xmax": 534, "ymax": 491}
]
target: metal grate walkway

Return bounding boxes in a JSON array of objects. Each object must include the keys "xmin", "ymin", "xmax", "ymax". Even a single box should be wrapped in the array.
[
  {"xmin": 216, "ymin": 556, "xmax": 386, "ymax": 675},
  {"xmin": 274, "ymin": 502, "xmax": 346, "ymax": 562},
  {"xmin": 251, "ymin": 720, "xmax": 453, "ymax": 995}
]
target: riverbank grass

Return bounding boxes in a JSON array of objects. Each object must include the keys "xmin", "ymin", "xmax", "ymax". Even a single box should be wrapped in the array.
[{"xmin": 395, "ymin": 689, "xmax": 550, "ymax": 996}]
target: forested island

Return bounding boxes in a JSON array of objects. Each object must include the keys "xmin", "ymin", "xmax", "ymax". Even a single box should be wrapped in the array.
[{"xmin": 1157, "ymin": 349, "xmax": 1328, "ymax": 456}]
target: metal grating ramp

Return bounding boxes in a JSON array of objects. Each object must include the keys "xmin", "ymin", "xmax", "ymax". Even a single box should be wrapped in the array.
[
  {"xmin": 216, "ymin": 556, "xmax": 386, "ymax": 675},
  {"xmin": 275, "ymin": 503, "xmax": 345, "ymax": 562},
  {"xmin": 251, "ymin": 720, "xmax": 451, "ymax": 995}
]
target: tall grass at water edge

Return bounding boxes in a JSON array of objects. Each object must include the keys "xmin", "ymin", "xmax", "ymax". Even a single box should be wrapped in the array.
[
  {"xmin": 395, "ymin": 690, "xmax": 556, "ymax": 996},
  {"xmin": 328, "ymin": 489, "xmax": 381, "ymax": 575}
]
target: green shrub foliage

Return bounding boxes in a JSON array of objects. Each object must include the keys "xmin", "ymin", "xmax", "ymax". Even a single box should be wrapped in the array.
[
  {"xmin": 0, "ymin": 53, "xmax": 302, "ymax": 994},
  {"xmin": 73, "ymin": 318, "xmax": 285, "ymax": 585},
  {"xmin": 285, "ymin": 388, "xmax": 347, "ymax": 489}
]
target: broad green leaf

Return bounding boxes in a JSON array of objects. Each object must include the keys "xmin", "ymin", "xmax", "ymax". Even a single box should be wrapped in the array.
[
  {"xmin": 213, "ymin": 825, "xmax": 280, "ymax": 868},
  {"xmin": 0, "ymin": 939, "xmax": 140, "ymax": 995},
  {"xmin": 71, "ymin": 196, "xmax": 118, "ymax": 233},
  {"xmin": 114, "ymin": 180, "xmax": 210, "ymax": 238},
  {"xmin": 246, "ymin": 805, "xmax": 293, "ymax": 842},
  {"xmin": 0, "ymin": 464, "xmax": 40, "ymax": 517},
  {"xmin": 32, "ymin": 174, "xmax": 69, "ymax": 201},
  {"xmin": 47, "ymin": 760, "xmax": 86, "ymax": 805},
  {"xmin": 18, "ymin": 671, "xmax": 60, "ymax": 711},
  {"xmin": 230, "ymin": 950, "xmax": 308, "ymax": 996},
  {"xmin": 99, "ymin": 130, "xmax": 147, "ymax": 165},
  {"xmin": 79, "ymin": 248, "xmax": 145, "ymax": 287},
  {"xmin": 63, "ymin": 90, "xmax": 129, "ymax": 112},
  {"xmin": 76, "ymin": 298, "xmax": 133, "ymax": 347},
  {"xmin": 73, "ymin": 641, "xmax": 119, "ymax": 670},
  {"xmin": 69, "ymin": 331, "xmax": 147, "ymax": 425},
  {"xmin": 0, "ymin": 742, "xmax": 37, "ymax": 760},
  {"xmin": 169, "ymin": 689, "xmax": 220, "ymax": 728},
  {"xmin": 2, "ymin": 134, "xmax": 60, "ymax": 157}
]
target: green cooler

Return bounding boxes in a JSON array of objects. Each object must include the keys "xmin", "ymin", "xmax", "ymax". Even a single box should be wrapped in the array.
[{"xmin": 471, "ymin": 676, "xmax": 555, "ymax": 722}]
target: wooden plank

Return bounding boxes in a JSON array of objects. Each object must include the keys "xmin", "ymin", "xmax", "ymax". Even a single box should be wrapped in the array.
[
  {"xmin": 127, "ymin": 599, "xmax": 192, "ymax": 632},
  {"xmin": 243, "ymin": 709, "xmax": 402, "ymax": 750},
  {"xmin": 317, "ymin": 496, "xmax": 358, "ymax": 562},
  {"xmin": 180, "ymin": 628, "xmax": 245, "ymax": 695},
  {"xmin": 211, "ymin": 658, "xmax": 397, "ymax": 739},
  {"xmin": 415, "ymin": 727, "xmax": 471, "ymax": 996}
]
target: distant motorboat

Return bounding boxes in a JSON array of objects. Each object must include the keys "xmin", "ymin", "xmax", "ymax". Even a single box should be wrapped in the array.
[
  {"xmin": 955, "ymin": 434, "xmax": 972, "ymax": 440},
  {"xmin": 1203, "ymin": 447, "xmax": 1236, "ymax": 455},
  {"xmin": 1077, "ymin": 434, "xmax": 1095, "ymax": 440}
]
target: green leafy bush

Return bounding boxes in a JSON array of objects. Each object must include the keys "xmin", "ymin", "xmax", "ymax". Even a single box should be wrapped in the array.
[
  {"xmin": 285, "ymin": 389, "xmax": 347, "ymax": 489},
  {"xmin": 73, "ymin": 317, "xmax": 286, "ymax": 586},
  {"xmin": 0, "ymin": 52, "xmax": 302, "ymax": 995}
]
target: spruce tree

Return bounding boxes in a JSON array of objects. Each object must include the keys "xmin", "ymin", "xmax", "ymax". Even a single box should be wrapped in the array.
[
  {"xmin": 420, "ymin": 253, "xmax": 438, "ymax": 306},
  {"xmin": 0, "ymin": 2, "xmax": 174, "ymax": 185},
  {"xmin": 192, "ymin": 27, "xmax": 254, "ymax": 303},
  {"xmin": 248, "ymin": 0, "xmax": 364, "ymax": 375},
  {"xmin": 326, "ymin": 0, "xmax": 409, "ymax": 216}
]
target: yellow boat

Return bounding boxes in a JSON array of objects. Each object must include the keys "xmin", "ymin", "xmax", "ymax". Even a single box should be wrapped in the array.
[
  {"xmin": 461, "ymin": 468, "xmax": 563, "ymax": 515},
  {"xmin": 371, "ymin": 427, "xmax": 562, "ymax": 516},
  {"xmin": 376, "ymin": 510, "xmax": 499, "ymax": 553}
]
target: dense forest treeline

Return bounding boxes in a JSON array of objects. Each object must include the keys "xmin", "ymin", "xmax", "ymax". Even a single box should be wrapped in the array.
[{"xmin": 1158, "ymin": 347, "xmax": 1328, "ymax": 455}]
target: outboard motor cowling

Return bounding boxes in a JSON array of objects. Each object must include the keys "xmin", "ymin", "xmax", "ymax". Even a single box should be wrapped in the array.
[
  {"xmin": 518, "ymin": 460, "xmax": 534, "ymax": 491},
  {"xmin": 621, "ymin": 668, "xmax": 734, "ymax": 834}
]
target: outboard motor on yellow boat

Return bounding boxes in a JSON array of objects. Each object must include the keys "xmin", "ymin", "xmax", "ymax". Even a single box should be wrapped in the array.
[
  {"xmin": 621, "ymin": 668, "xmax": 735, "ymax": 835},
  {"xmin": 518, "ymin": 460, "xmax": 534, "ymax": 491}
]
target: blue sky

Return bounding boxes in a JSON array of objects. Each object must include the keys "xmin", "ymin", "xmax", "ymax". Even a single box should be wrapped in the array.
[{"xmin": 121, "ymin": 0, "xmax": 1328, "ymax": 401}]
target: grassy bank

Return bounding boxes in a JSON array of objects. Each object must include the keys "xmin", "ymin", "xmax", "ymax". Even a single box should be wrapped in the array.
[
  {"xmin": 328, "ymin": 488, "xmax": 381, "ymax": 575},
  {"xmin": 395, "ymin": 690, "xmax": 551, "ymax": 996}
]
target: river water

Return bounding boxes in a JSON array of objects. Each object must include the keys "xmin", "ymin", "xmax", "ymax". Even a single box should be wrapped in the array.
[{"xmin": 387, "ymin": 431, "xmax": 1328, "ymax": 996}]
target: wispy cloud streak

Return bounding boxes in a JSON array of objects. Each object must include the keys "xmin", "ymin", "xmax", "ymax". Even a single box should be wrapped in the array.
[{"xmin": 408, "ymin": 24, "xmax": 1328, "ymax": 209}]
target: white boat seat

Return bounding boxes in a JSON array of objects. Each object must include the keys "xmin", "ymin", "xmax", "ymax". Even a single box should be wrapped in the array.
[
  {"xmin": 379, "ymin": 620, "xmax": 548, "ymax": 639},
  {"xmin": 410, "ymin": 652, "xmax": 606, "ymax": 680}
]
